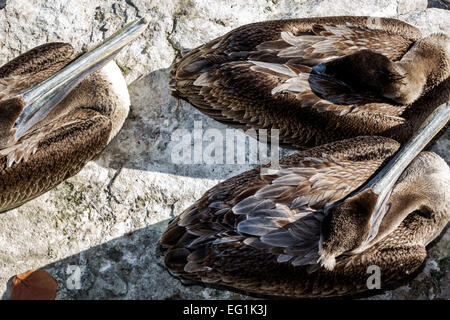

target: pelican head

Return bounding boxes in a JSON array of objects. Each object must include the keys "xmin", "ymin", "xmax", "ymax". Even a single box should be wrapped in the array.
[
  {"xmin": 319, "ymin": 151, "xmax": 449, "ymax": 270},
  {"xmin": 0, "ymin": 19, "xmax": 148, "ymax": 212},
  {"xmin": 0, "ymin": 18, "xmax": 148, "ymax": 150},
  {"xmin": 313, "ymin": 33, "xmax": 450, "ymax": 105},
  {"xmin": 319, "ymin": 103, "xmax": 449, "ymax": 270}
]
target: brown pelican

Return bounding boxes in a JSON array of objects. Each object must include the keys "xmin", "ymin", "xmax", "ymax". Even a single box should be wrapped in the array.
[
  {"xmin": 0, "ymin": 19, "xmax": 148, "ymax": 212},
  {"xmin": 161, "ymin": 103, "xmax": 449, "ymax": 297},
  {"xmin": 162, "ymin": 15, "xmax": 450, "ymax": 297},
  {"xmin": 169, "ymin": 16, "xmax": 449, "ymax": 149}
]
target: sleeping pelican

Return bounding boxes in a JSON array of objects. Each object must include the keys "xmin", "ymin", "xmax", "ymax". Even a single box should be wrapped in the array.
[
  {"xmin": 169, "ymin": 16, "xmax": 449, "ymax": 148},
  {"xmin": 161, "ymin": 103, "xmax": 449, "ymax": 297},
  {"xmin": 162, "ymin": 15, "xmax": 450, "ymax": 297},
  {"xmin": 0, "ymin": 19, "xmax": 148, "ymax": 212}
]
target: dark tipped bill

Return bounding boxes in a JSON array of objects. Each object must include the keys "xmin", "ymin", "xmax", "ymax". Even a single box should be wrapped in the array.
[
  {"xmin": 12, "ymin": 17, "xmax": 149, "ymax": 140},
  {"xmin": 359, "ymin": 102, "xmax": 449, "ymax": 247}
]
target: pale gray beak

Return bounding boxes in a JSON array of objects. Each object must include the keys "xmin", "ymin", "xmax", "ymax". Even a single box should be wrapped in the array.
[
  {"xmin": 13, "ymin": 17, "xmax": 149, "ymax": 140},
  {"xmin": 355, "ymin": 102, "xmax": 449, "ymax": 247}
]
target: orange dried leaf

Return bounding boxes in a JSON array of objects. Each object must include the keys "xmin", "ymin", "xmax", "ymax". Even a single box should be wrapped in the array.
[{"xmin": 10, "ymin": 269, "xmax": 57, "ymax": 300}]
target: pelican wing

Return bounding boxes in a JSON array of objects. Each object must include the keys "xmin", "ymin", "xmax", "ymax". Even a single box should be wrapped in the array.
[
  {"xmin": 254, "ymin": 23, "xmax": 412, "ymax": 63},
  {"xmin": 230, "ymin": 155, "xmax": 384, "ymax": 269},
  {"xmin": 0, "ymin": 107, "xmax": 111, "ymax": 212},
  {"xmin": 0, "ymin": 43, "xmax": 74, "ymax": 81}
]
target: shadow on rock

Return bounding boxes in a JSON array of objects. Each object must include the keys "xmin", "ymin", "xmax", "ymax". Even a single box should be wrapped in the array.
[
  {"xmin": 2, "ymin": 221, "xmax": 448, "ymax": 300},
  {"xmin": 1, "ymin": 219, "xmax": 249, "ymax": 300},
  {"xmin": 427, "ymin": 0, "xmax": 449, "ymax": 10},
  {"xmin": 94, "ymin": 67, "xmax": 291, "ymax": 180}
]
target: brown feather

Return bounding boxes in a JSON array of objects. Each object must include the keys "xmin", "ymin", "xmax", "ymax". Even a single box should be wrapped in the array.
[{"xmin": 170, "ymin": 16, "xmax": 449, "ymax": 148}]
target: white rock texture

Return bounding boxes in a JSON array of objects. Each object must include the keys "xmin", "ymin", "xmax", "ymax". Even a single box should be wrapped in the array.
[{"xmin": 0, "ymin": 0, "xmax": 448, "ymax": 300}]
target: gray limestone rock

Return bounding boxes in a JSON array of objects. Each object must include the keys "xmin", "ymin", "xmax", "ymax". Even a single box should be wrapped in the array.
[{"xmin": 0, "ymin": 0, "xmax": 448, "ymax": 300}]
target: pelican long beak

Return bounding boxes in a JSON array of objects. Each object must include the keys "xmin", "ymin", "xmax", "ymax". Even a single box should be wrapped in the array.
[
  {"xmin": 12, "ymin": 17, "xmax": 149, "ymax": 140},
  {"xmin": 357, "ymin": 102, "xmax": 449, "ymax": 247}
]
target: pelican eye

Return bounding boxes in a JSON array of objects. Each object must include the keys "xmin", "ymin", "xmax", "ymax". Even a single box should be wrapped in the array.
[{"xmin": 414, "ymin": 207, "xmax": 433, "ymax": 219}]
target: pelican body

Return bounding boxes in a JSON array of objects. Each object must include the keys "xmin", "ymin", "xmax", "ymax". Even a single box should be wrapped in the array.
[
  {"xmin": 169, "ymin": 16, "xmax": 449, "ymax": 149},
  {"xmin": 0, "ymin": 19, "xmax": 148, "ymax": 212},
  {"xmin": 161, "ymin": 136, "xmax": 449, "ymax": 297},
  {"xmin": 164, "ymin": 16, "xmax": 450, "ymax": 298}
]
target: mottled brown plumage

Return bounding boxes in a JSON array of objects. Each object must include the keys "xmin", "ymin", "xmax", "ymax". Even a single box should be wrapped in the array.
[
  {"xmin": 169, "ymin": 16, "xmax": 450, "ymax": 149},
  {"xmin": 164, "ymin": 15, "xmax": 450, "ymax": 298},
  {"xmin": 0, "ymin": 43, "xmax": 130, "ymax": 212},
  {"xmin": 161, "ymin": 136, "xmax": 449, "ymax": 297}
]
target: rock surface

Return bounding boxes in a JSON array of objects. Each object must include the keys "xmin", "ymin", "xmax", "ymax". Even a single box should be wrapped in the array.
[{"xmin": 0, "ymin": 0, "xmax": 448, "ymax": 300}]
